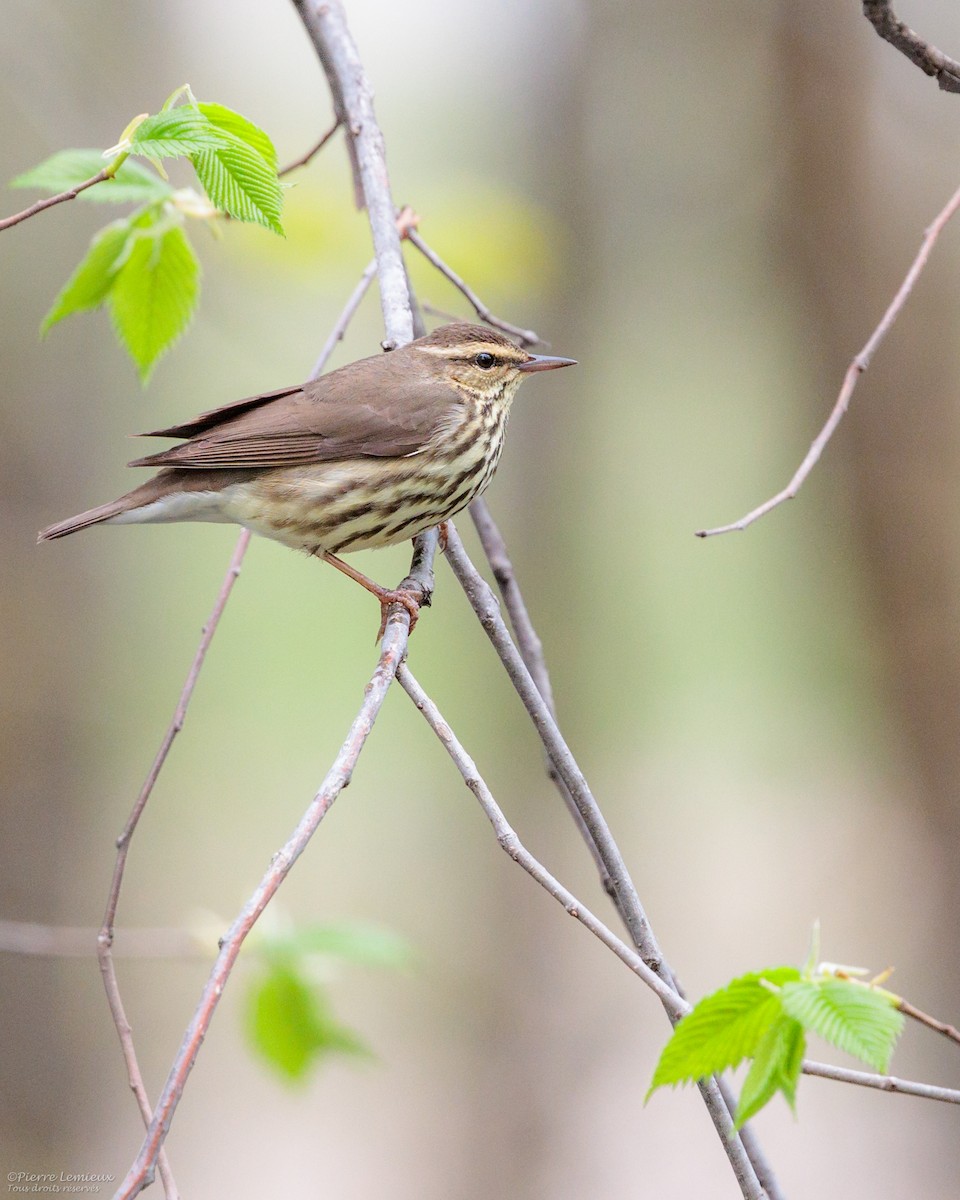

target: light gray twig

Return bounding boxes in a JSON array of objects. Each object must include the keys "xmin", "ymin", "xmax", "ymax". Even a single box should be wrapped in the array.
[
  {"xmin": 443, "ymin": 523, "xmax": 663, "ymax": 969},
  {"xmin": 469, "ymin": 498, "xmax": 615, "ymax": 896},
  {"xmin": 697, "ymin": 178, "xmax": 960, "ymax": 537},
  {"xmin": 441, "ymin": 522, "xmax": 769, "ymax": 1200},
  {"xmin": 310, "ymin": 258, "xmax": 377, "ymax": 379},
  {"xmin": 406, "ymin": 227, "xmax": 542, "ymax": 346},
  {"xmin": 802, "ymin": 1059, "xmax": 960, "ymax": 1104},
  {"xmin": 396, "ymin": 663, "xmax": 684, "ymax": 1014},
  {"xmin": 98, "ymin": 529, "xmax": 250, "ymax": 1200},
  {"xmin": 113, "ymin": 594, "xmax": 431, "ymax": 1200}
]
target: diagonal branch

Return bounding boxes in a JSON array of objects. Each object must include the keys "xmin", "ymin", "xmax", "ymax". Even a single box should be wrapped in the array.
[
  {"xmin": 396, "ymin": 663, "xmax": 684, "ymax": 1013},
  {"xmin": 405, "ymin": 228, "xmax": 542, "ymax": 346},
  {"xmin": 113, "ymin": 572, "xmax": 434, "ymax": 1200},
  {"xmin": 278, "ymin": 118, "xmax": 342, "ymax": 177},
  {"xmin": 863, "ymin": 1, "xmax": 960, "ymax": 92},
  {"xmin": 896, "ymin": 997, "xmax": 960, "ymax": 1048},
  {"xmin": 697, "ymin": 177, "xmax": 960, "ymax": 537},
  {"xmin": 443, "ymin": 522, "xmax": 662, "ymax": 969},
  {"xmin": 465, "ymin": 499, "xmax": 786, "ymax": 1199},
  {"xmin": 441, "ymin": 522, "xmax": 772, "ymax": 1200},
  {"xmin": 97, "ymin": 528, "xmax": 250, "ymax": 1200},
  {"xmin": 0, "ymin": 168, "xmax": 110, "ymax": 233},
  {"xmin": 468, "ymin": 498, "xmax": 616, "ymax": 896},
  {"xmin": 398, "ymin": 663, "xmax": 957, "ymax": 1131}
]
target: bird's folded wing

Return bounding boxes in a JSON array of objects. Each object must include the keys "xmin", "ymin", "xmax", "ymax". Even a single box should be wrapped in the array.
[{"xmin": 129, "ymin": 367, "xmax": 457, "ymax": 470}]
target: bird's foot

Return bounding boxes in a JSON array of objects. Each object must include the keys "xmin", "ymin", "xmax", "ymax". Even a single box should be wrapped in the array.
[
  {"xmin": 375, "ymin": 587, "xmax": 422, "ymax": 641},
  {"xmin": 319, "ymin": 551, "xmax": 423, "ymax": 641}
]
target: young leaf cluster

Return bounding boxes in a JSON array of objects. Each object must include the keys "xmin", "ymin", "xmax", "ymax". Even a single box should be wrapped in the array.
[
  {"xmin": 648, "ymin": 964, "xmax": 904, "ymax": 1128},
  {"xmin": 244, "ymin": 922, "xmax": 412, "ymax": 1083},
  {"xmin": 10, "ymin": 93, "xmax": 285, "ymax": 381}
]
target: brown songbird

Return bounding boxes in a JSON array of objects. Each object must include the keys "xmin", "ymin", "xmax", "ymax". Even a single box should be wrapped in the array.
[{"xmin": 39, "ymin": 323, "xmax": 575, "ymax": 632}]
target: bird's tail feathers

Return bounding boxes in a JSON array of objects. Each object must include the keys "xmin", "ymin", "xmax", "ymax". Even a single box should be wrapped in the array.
[{"xmin": 37, "ymin": 498, "xmax": 134, "ymax": 542}]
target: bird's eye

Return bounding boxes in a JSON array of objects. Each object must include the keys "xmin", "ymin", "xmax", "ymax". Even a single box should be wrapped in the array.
[{"xmin": 474, "ymin": 352, "xmax": 496, "ymax": 369}]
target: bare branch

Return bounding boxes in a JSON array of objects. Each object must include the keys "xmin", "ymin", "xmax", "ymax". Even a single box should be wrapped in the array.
[
  {"xmin": 114, "ymin": 595, "xmax": 431, "ymax": 1200},
  {"xmin": 406, "ymin": 228, "xmax": 543, "ymax": 346},
  {"xmin": 469, "ymin": 499, "xmax": 616, "ymax": 897},
  {"xmin": 97, "ymin": 528, "xmax": 249, "ymax": 1200},
  {"xmin": 293, "ymin": 0, "xmax": 413, "ymax": 347},
  {"xmin": 278, "ymin": 118, "xmax": 342, "ymax": 177},
  {"xmin": 440, "ymin": 522, "xmax": 771, "ymax": 1200},
  {"xmin": 308, "ymin": 213, "xmax": 419, "ymax": 380},
  {"xmin": 0, "ymin": 168, "xmax": 111, "ymax": 233},
  {"xmin": 396, "ymin": 663, "xmax": 684, "ymax": 1014},
  {"xmin": 309, "ymin": 258, "xmax": 376, "ymax": 379},
  {"xmin": 697, "ymin": 178, "xmax": 960, "ymax": 537},
  {"xmin": 443, "ymin": 522, "xmax": 663, "ymax": 968},
  {"xmin": 803, "ymin": 1059, "xmax": 960, "ymax": 1104},
  {"xmin": 863, "ymin": 1, "xmax": 960, "ymax": 92},
  {"xmin": 0, "ymin": 920, "xmax": 203, "ymax": 959},
  {"xmin": 897, "ymin": 997, "xmax": 960, "ymax": 1048}
]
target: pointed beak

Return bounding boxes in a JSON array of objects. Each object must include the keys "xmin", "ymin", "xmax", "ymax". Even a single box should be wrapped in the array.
[{"xmin": 517, "ymin": 352, "xmax": 577, "ymax": 373}]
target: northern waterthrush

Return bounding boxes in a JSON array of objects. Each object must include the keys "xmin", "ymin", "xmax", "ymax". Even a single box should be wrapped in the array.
[{"xmin": 39, "ymin": 323, "xmax": 575, "ymax": 632}]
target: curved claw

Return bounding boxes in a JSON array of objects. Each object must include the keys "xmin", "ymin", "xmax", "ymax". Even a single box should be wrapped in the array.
[{"xmin": 376, "ymin": 587, "xmax": 422, "ymax": 641}]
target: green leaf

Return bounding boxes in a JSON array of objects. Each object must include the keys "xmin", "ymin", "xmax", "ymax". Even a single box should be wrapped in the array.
[
  {"xmin": 128, "ymin": 108, "xmax": 233, "ymax": 160},
  {"xmin": 648, "ymin": 968, "xmax": 801, "ymax": 1096},
  {"xmin": 197, "ymin": 102, "xmax": 278, "ymax": 168},
  {"xmin": 246, "ymin": 963, "xmax": 371, "ymax": 1082},
  {"xmin": 11, "ymin": 150, "xmax": 172, "ymax": 205},
  {"xmin": 108, "ymin": 221, "xmax": 200, "ymax": 381},
  {"xmin": 264, "ymin": 922, "xmax": 412, "ymax": 969},
  {"xmin": 192, "ymin": 138, "xmax": 284, "ymax": 234},
  {"xmin": 41, "ymin": 218, "xmax": 134, "ymax": 333},
  {"xmin": 735, "ymin": 1016, "xmax": 806, "ymax": 1129},
  {"xmin": 781, "ymin": 979, "xmax": 904, "ymax": 1073}
]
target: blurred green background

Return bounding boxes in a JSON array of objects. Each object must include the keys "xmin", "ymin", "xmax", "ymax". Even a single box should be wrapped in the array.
[{"xmin": 3, "ymin": 1, "xmax": 960, "ymax": 1196}]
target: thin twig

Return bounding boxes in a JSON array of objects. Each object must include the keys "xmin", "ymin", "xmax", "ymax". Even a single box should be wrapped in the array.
[
  {"xmin": 278, "ymin": 118, "xmax": 342, "ymax": 177},
  {"xmin": 97, "ymin": 529, "xmax": 249, "ymax": 1200},
  {"xmin": 0, "ymin": 921, "xmax": 204, "ymax": 959},
  {"xmin": 696, "ymin": 178, "xmax": 960, "ymax": 537},
  {"xmin": 468, "ymin": 499, "xmax": 615, "ymax": 896},
  {"xmin": 802, "ymin": 1059, "xmax": 960, "ymax": 1104},
  {"xmin": 396, "ymin": 667, "xmax": 960, "ymax": 1136},
  {"xmin": 309, "ymin": 258, "xmax": 376, "ymax": 379},
  {"xmin": 469, "ymin": 500, "xmax": 556, "ymax": 712},
  {"xmin": 396, "ymin": 664, "xmax": 684, "ymax": 1015},
  {"xmin": 897, "ymin": 998, "xmax": 960, "ymax": 1047},
  {"xmin": 467, "ymin": 502, "xmax": 783, "ymax": 1197},
  {"xmin": 113, "ymin": 569, "xmax": 434, "ymax": 1200},
  {"xmin": 863, "ymin": 0, "xmax": 960, "ymax": 92},
  {"xmin": 443, "ymin": 523, "xmax": 661, "ymax": 969},
  {"xmin": 441, "ymin": 522, "xmax": 770, "ymax": 1200},
  {"xmin": 0, "ymin": 168, "xmax": 110, "ymax": 232},
  {"xmin": 406, "ymin": 228, "xmax": 542, "ymax": 346},
  {"xmin": 308, "ymin": 214, "xmax": 420, "ymax": 380}
]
